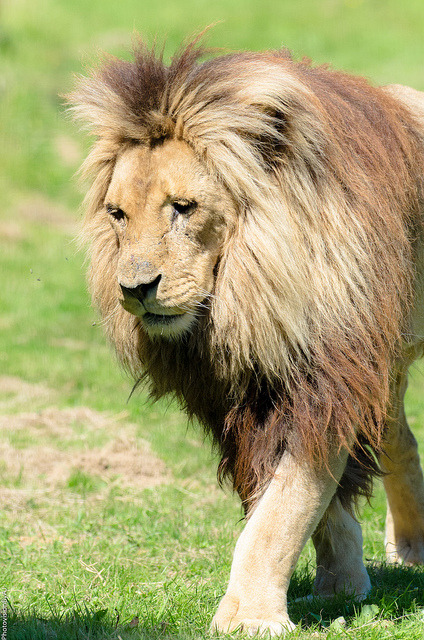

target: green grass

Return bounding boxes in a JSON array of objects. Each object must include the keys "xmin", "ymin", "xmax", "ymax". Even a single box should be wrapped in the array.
[{"xmin": 1, "ymin": 0, "xmax": 424, "ymax": 638}]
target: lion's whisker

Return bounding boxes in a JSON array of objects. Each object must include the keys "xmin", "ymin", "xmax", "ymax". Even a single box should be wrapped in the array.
[{"xmin": 95, "ymin": 303, "xmax": 120, "ymax": 328}]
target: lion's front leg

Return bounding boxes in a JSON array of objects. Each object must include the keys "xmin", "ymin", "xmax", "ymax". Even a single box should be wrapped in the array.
[{"xmin": 211, "ymin": 449, "xmax": 348, "ymax": 637}]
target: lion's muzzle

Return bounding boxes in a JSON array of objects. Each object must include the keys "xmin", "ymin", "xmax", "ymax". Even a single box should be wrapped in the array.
[
  {"xmin": 119, "ymin": 274, "xmax": 196, "ymax": 338},
  {"xmin": 120, "ymin": 274, "xmax": 162, "ymax": 305}
]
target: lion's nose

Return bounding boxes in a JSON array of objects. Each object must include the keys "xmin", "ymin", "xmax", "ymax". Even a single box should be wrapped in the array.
[{"xmin": 120, "ymin": 274, "xmax": 162, "ymax": 303}]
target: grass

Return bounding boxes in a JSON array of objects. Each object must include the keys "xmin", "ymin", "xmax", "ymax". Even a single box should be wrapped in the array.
[{"xmin": 1, "ymin": 0, "xmax": 424, "ymax": 638}]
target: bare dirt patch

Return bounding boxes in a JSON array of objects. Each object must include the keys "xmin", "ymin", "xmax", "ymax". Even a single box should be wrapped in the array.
[
  {"xmin": 0, "ymin": 376, "xmax": 55, "ymax": 411},
  {"xmin": 0, "ymin": 402, "xmax": 169, "ymax": 495},
  {"xmin": 0, "ymin": 435, "xmax": 168, "ymax": 490},
  {"xmin": 0, "ymin": 378, "xmax": 170, "ymax": 505},
  {"xmin": 0, "ymin": 405, "xmax": 122, "ymax": 439},
  {"xmin": 77, "ymin": 435, "xmax": 168, "ymax": 487}
]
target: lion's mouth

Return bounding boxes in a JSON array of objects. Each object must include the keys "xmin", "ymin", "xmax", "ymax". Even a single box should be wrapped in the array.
[
  {"xmin": 138, "ymin": 309, "xmax": 198, "ymax": 339},
  {"xmin": 142, "ymin": 312, "xmax": 183, "ymax": 327}
]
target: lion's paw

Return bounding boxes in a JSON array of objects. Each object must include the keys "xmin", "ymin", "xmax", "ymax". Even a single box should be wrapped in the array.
[
  {"xmin": 211, "ymin": 612, "xmax": 296, "ymax": 637},
  {"xmin": 313, "ymin": 564, "xmax": 371, "ymax": 600},
  {"xmin": 242, "ymin": 618, "xmax": 296, "ymax": 637},
  {"xmin": 386, "ymin": 534, "xmax": 424, "ymax": 565}
]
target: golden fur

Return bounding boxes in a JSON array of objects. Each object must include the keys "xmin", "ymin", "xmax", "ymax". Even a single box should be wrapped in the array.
[{"xmin": 69, "ymin": 38, "xmax": 424, "ymax": 507}]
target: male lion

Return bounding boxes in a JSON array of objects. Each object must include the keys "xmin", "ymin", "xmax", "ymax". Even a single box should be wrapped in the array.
[{"xmin": 69, "ymin": 38, "xmax": 424, "ymax": 635}]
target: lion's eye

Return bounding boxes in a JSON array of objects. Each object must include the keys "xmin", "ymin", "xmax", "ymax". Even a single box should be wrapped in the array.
[
  {"xmin": 172, "ymin": 200, "xmax": 197, "ymax": 215},
  {"xmin": 106, "ymin": 203, "xmax": 126, "ymax": 222}
]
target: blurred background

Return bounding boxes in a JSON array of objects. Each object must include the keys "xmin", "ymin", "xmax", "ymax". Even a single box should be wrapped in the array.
[
  {"xmin": 1, "ymin": 1, "xmax": 424, "ymax": 638},
  {"xmin": 2, "ymin": 0, "xmax": 424, "ymax": 214}
]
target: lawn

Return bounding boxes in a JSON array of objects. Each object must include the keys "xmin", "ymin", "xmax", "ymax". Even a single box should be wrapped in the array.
[{"xmin": 1, "ymin": 0, "xmax": 424, "ymax": 638}]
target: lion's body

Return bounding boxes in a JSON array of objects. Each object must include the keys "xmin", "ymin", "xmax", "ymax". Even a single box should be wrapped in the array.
[{"xmin": 70, "ymin": 40, "xmax": 424, "ymax": 634}]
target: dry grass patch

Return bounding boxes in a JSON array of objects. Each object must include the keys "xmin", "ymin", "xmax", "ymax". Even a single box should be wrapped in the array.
[
  {"xmin": 76, "ymin": 435, "xmax": 168, "ymax": 488},
  {"xmin": 0, "ymin": 376, "xmax": 55, "ymax": 412},
  {"xmin": 0, "ymin": 409, "xmax": 169, "ymax": 490},
  {"xmin": 0, "ymin": 405, "xmax": 124, "ymax": 439},
  {"xmin": 0, "ymin": 437, "xmax": 168, "ymax": 490},
  {"xmin": 0, "ymin": 377, "xmax": 170, "ymax": 505}
]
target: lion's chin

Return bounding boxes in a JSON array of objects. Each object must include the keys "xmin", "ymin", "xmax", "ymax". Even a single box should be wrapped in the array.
[{"xmin": 140, "ymin": 311, "xmax": 197, "ymax": 340}]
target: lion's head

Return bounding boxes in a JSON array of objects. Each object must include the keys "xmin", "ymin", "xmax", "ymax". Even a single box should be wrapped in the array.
[{"xmin": 104, "ymin": 138, "xmax": 232, "ymax": 339}]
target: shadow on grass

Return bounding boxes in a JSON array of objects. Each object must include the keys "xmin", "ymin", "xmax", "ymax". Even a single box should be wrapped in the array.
[
  {"xmin": 5, "ymin": 564, "xmax": 424, "ymax": 639},
  {"xmin": 5, "ymin": 617, "xmax": 197, "ymax": 640},
  {"xmin": 4, "ymin": 598, "xmax": 226, "ymax": 640},
  {"xmin": 288, "ymin": 561, "xmax": 424, "ymax": 630},
  {"xmin": 5, "ymin": 607, "xmax": 186, "ymax": 640}
]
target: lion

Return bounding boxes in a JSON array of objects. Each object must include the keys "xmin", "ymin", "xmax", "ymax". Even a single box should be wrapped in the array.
[{"xmin": 69, "ymin": 37, "xmax": 424, "ymax": 635}]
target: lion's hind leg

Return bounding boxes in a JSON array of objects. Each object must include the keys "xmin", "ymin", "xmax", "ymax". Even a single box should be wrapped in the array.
[
  {"xmin": 312, "ymin": 496, "xmax": 371, "ymax": 599},
  {"xmin": 382, "ymin": 361, "xmax": 424, "ymax": 564}
]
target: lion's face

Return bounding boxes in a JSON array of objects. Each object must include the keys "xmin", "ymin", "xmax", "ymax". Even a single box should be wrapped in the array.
[{"xmin": 105, "ymin": 139, "xmax": 232, "ymax": 338}]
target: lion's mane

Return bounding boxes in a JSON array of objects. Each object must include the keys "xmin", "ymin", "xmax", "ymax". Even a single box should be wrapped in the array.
[{"xmin": 70, "ymin": 38, "xmax": 424, "ymax": 508}]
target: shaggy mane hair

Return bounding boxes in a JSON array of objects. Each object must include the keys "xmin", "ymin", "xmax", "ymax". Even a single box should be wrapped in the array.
[{"xmin": 69, "ymin": 37, "xmax": 424, "ymax": 509}]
